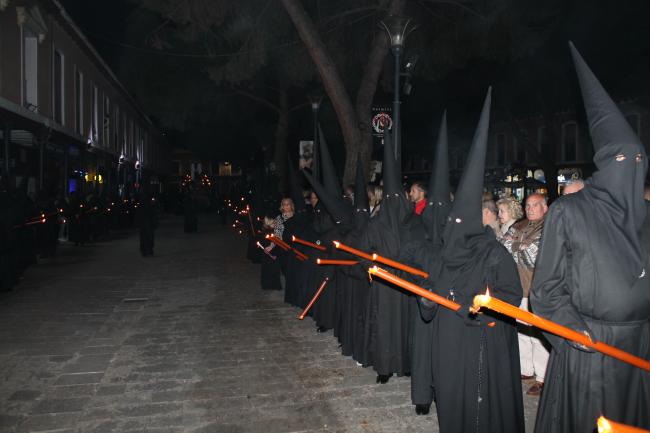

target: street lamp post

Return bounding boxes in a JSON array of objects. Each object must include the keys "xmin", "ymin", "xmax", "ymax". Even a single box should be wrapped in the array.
[
  {"xmin": 379, "ymin": 16, "xmax": 415, "ymax": 162},
  {"xmin": 308, "ymin": 92, "xmax": 324, "ymax": 179}
]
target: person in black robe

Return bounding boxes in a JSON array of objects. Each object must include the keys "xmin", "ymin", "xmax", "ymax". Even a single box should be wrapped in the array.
[
  {"xmin": 335, "ymin": 157, "xmax": 371, "ymax": 359},
  {"xmin": 136, "ymin": 188, "xmax": 156, "ymax": 257},
  {"xmin": 354, "ymin": 128, "xmax": 413, "ymax": 382},
  {"xmin": 302, "ymin": 169, "xmax": 354, "ymax": 334},
  {"xmin": 419, "ymin": 89, "xmax": 525, "ymax": 433},
  {"xmin": 260, "ymin": 214, "xmax": 283, "ymax": 291},
  {"xmin": 283, "ymin": 162, "xmax": 309, "ymax": 306},
  {"xmin": 183, "ymin": 188, "xmax": 198, "ymax": 233},
  {"xmin": 530, "ymin": 44, "xmax": 650, "ymax": 433},
  {"xmin": 402, "ymin": 112, "xmax": 451, "ymax": 415}
]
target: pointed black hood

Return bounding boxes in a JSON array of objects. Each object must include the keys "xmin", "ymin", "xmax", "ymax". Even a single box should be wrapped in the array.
[
  {"xmin": 303, "ymin": 169, "xmax": 352, "ymax": 226},
  {"xmin": 423, "ymin": 111, "xmax": 451, "ymax": 243},
  {"xmin": 318, "ymin": 125, "xmax": 343, "ymax": 198},
  {"xmin": 570, "ymin": 42, "xmax": 647, "ymax": 285},
  {"xmin": 287, "ymin": 159, "xmax": 306, "ymax": 213},
  {"xmin": 353, "ymin": 155, "xmax": 370, "ymax": 230},
  {"xmin": 376, "ymin": 124, "xmax": 411, "ymax": 236},
  {"xmin": 441, "ymin": 88, "xmax": 492, "ymax": 268}
]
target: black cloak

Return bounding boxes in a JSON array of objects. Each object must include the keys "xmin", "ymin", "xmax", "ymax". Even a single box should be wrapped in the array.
[
  {"xmin": 421, "ymin": 89, "xmax": 525, "ymax": 433},
  {"xmin": 530, "ymin": 43, "xmax": 650, "ymax": 433}
]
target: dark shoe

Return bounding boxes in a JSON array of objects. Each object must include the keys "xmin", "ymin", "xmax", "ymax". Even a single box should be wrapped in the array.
[
  {"xmin": 376, "ymin": 374, "xmax": 392, "ymax": 384},
  {"xmin": 316, "ymin": 326, "xmax": 329, "ymax": 333},
  {"xmin": 521, "ymin": 374, "xmax": 535, "ymax": 381},
  {"xmin": 415, "ymin": 404, "xmax": 430, "ymax": 415},
  {"xmin": 526, "ymin": 381, "xmax": 544, "ymax": 396}
]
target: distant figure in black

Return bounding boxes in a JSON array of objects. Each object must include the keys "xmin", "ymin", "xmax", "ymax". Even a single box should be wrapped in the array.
[
  {"xmin": 137, "ymin": 189, "xmax": 156, "ymax": 257},
  {"xmin": 183, "ymin": 189, "xmax": 198, "ymax": 233}
]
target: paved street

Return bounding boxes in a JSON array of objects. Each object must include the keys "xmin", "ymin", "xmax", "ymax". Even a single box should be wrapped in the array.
[{"xmin": 0, "ymin": 216, "xmax": 538, "ymax": 433}]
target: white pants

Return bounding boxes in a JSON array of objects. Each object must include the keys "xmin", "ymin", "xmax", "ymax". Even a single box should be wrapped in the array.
[{"xmin": 518, "ymin": 297, "xmax": 550, "ymax": 382}]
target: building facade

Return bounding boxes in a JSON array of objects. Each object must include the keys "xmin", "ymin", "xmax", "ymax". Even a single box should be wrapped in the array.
[{"xmin": 0, "ymin": 0, "xmax": 169, "ymax": 197}]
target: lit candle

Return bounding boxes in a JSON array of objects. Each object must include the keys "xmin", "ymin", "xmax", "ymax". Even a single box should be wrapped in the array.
[
  {"xmin": 265, "ymin": 234, "xmax": 289, "ymax": 251},
  {"xmin": 333, "ymin": 241, "xmax": 373, "ymax": 261},
  {"xmin": 371, "ymin": 253, "xmax": 428, "ymax": 278},
  {"xmin": 299, "ymin": 278, "xmax": 330, "ymax": 320},
  {"xmin": 256, "ymin": 241, "xmax": 277, "ymax": 261},
  {"xmin": 472, "ymin": 292, "xmax": 650, "ymax": 372},
  {"xmin": 368, "ymin": 267, "xmax": 460, "ymax": 312},
  {"xmin": 292, "ymin": 235, "xmax": 327, "ymax": 252},
  {"xmin": 317, "ymin": 259, "xmax": 358, "ymax": 266},
  {"xmin": 598, "ymin": 416, "xmax": 650, "ymax": 433}
]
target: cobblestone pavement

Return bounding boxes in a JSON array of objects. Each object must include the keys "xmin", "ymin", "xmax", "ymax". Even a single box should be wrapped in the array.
[{"xmin": 0, "ymin": 216, "xmax": 539, "ymax": 433}]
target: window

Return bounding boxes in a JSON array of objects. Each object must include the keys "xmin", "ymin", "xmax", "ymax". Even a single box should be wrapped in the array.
[
  {"xmin": 53, "ymin": 50, "xmax": 64, "ymax": 124},
  {"xmin": 562, "ymin": 122, "xmax": 578, "ymax": 162},
  {"xmin": 114, "ymin": 105, "xmax": 120, "ymax": 151},
  {"xmin": 123, "ymin": 114, "xmax": 128, "ymax": 156},
  {"xmin": 74, "ymin": 67, "xmax": 83, "ymax": 135},
  {"xmin": 23, "ymin": 27, "xmax": 38, "ymax": 111},
  {"xmin": 103, "ymin": 96, "xmax": 110, "ymax": 148},
  {"xmin": 91, "ymin": 84, "xmax": 98, "ymax": 144},
  {"xmin": 496, "ymin": 133, "xmax": 506, "ymax": 166}
]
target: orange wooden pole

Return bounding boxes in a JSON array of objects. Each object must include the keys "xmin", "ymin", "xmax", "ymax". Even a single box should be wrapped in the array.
[
  {"xmin": 298, "ymin": 278, "xmax": 330, "ymax": 320},
  {"xmin": 472, "ymin": 293, "xmax": 650, "ymax": 373},
  {"xmin": 292, "ymin": 235, "xmax": 327, "ymax": 251},
  {"xmin": 371, "ymin": 253, "xmax": 428, "ymax": 278},
  {"xmin": 317, "ymin": 259, "xmax": 358, "ymax": 266},
  {"xmin": 368, "ymin": 267, "xmax": 461, "ymax": 311},
  {"xmin": 333, "ymin": 241, "xmax": 373, "ymax": 261}
]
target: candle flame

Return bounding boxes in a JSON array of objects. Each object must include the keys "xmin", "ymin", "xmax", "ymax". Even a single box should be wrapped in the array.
[
  {"xmin": 333, "ymin": 241, "xmax": 340, "ymax": 248},
  {"xmin": 317, "ymin": 259, "xmax": 322, "ymax": 264},
  {"xmin": 597, "ymin": 416, "xmax": 611, "ymax": 433},
  {"xmin": 485, "ymin": 287, "xmax": 491, "ymax": 297},
  {"xmin": 372, "ymin": 253, "xmax": 378, "ymax": 260},
  {"xmin": 292, "ymin": 235, "xmax": 296, "ymax": 241}
]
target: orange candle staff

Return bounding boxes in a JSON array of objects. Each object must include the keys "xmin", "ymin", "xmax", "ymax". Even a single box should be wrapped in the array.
[
  {"xmin": 267, "ymin": 235, "xmax": 309, "ymax": 261},
  {"xmin": 292, "ymin": 235, "xmax": 327, "ymax": 251},
  {"xmin": 598, "ymin": 416, "xmax": 650, "ymax": 433},
  {"xmin": 471, "ymin": 292, "xmax": 650, "ymax": 373},
  {"xmin": 265, "ymin": 234, "xmax": 289, "ymax": 251},
  {"xmin": 317, "ymin": 258, "xmax": 358, "ymax": 266},
  {"xmin": 368, "ymin": 267, "xmax": 461, "ymax": 312},
  {"xmin": 298, "ymin": 278, "xmax": 330, "ymax": 320},
  {"xmin": 371, "ymin": 253, "xmax": 429, "ymax": 279},
  {"xmin": 333, "ymin": 241, "xmax": 373, "ymax": 261}
]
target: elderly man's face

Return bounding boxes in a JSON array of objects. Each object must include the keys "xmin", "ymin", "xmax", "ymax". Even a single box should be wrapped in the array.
[{"xmin": 525, "ymin": 195, "xmax": 548, "ymax": 221}]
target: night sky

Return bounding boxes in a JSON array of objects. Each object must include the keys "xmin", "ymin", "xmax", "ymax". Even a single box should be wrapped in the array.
[{"xmin": 60, "ymin": 0, "xmax": 650, "ymax": 169}]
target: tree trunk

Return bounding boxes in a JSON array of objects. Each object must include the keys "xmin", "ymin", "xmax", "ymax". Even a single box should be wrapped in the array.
[
  {"xmin": 273, "ymin": 89, "xmax": 290, "ymax": 194},
  {"xmin": 281, "ymin": 0, "xmax": 362, "ymax": 184}
]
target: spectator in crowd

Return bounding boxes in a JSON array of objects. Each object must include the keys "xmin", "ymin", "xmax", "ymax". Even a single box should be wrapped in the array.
[
  {"xmin": 503, "ymin": 193, "xmax": 550, "ymax": 396},
  {"xmin": 562, "ymin": 179, "xmax": 585, "ymax": 195},
  {"xmin": 408, "ymin": 181, "xmax": 427, "ymax": 215},
  {"xmin": 368, "ymin": 184, "xmax": 383, "ymax": 218},
  {"xmin": 497, "ymin": 195, "xmax": 524, "ymax": 238},
  {"xmin": 481, "ymin": 198, "xmax": 500, "ymax": 236}
]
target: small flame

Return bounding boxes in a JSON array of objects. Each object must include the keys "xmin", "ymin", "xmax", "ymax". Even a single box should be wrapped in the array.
[
  {"xmin": 41, "ymin": 219, "xmax": 46, "ymax": 224},
  {"xmin": 372, "ymin": 253, "xmax": 378, "ymax": 260},
  {"xmin": 292, "ymin": 235, "xmax": 296, "ymax": 241},
  {"xmin": 317, "ymin": 259, "xmax": 322, "ymax": 264},
  {"xmin": 333, "ymin": 241, "xmax": 340, "ymax": 248},
  {"xmin": 485, "ymin": 287, "xmax": 491, "ymax": 297},
  {"xmin": 597, "ymin": 416, "xmax": 611, "ymax": 433}
]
